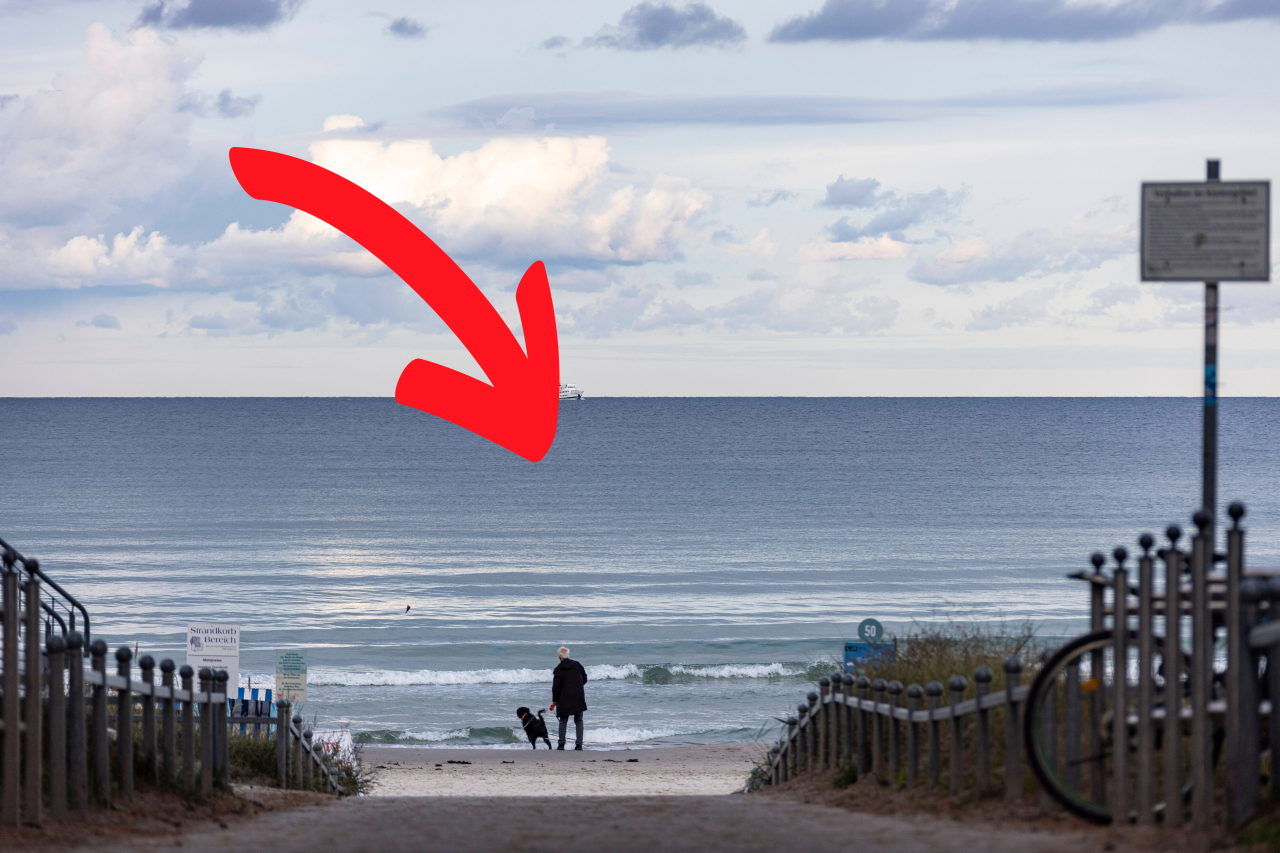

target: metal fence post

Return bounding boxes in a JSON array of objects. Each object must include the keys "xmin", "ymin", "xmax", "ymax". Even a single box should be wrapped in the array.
[
  {"xmin": 2, "ymin": 567, "xmax": 20, "ymax": 827},
  {"xmin": 23, "ymin": 575, "xmax": 42, "ymax": 826},
  {"xmin": 1037, "ymin": 650, "xmax": 1058, "ymax": 814},
  {"xmin": 818, "ymin": 678, "xmax": 830, "ymax": 770},
  {"xmin": 90, "ymin": 640, "xmax": 109, "ymax": 807},
  {"xmin": 1111, "ymin": 547, "xmax": 1129, "ymax": 825},
  {"xmin": 116, "ymin": 646, "xmax": 133, "ymax": 804},
  {"xmin": 871, "ymin": 679, "xmax": 886, "ymax": 783},
  {"xmin": 806, "ymin": 692, "xmax": 818, "ymax": 768},
  {"xmin": 66, "ymin": 631, "xmax": 86, "ymax": 814},
  {"xmin": 1190, "ymin": 511, "xmax": 1212, "ymax": 830},
  {"xmin": 140, "ymin": 656, "xmax": 156, "ymax": 784},
  {"xmin": 830, "ymin": 676, "xmax": 842, "ymax": 766},
  {"xmin": 47, "ymin": 635, "xmax": 67, "ymax": 821},
  {"xmin": 841, "ymin": 674, "xmax": 855, "ymax": 766},
  {"xmin": 1270, "ymin": 576, "xmax": 1280, "ymax": 806},
  {"xmin": 785, "ymin": 716, "xmax": 798, "ymax": 781},
  {"xmin": 1004, "ymin": 657, "xmax": 1022, "ymax": 803},
  {"xmin": 906, "ymin": 684, "xmax": 922, "ymax": 787},
  {"xmin": 292, "ymin": 714, "xmax": 304, "ymax": 787},
  {"xmin": 1136, "ymin": 534, "xmax": 1156, "ymax": 826},
  {"xmin": 160, "ymin": 659, "xmax": 176, "ymax": 784},
  {"xmin": 302, "ymin": 730, "xmax": 315, "ymax": 791},
  {"xmin": 180, "ymin": 665, "xmax": 195, "ymax": 791},
  {"xmin": 198, "ymin": 669, "xmax": 212, "ymax": 795},
  {"xmin": 949, "ymin": 675, "xmax": 966, "ymax": 795},
  {"xmin": 926, "ymin": 681, "xmax": 942, "ymax": 789},
  {"xmin": 974, "ymin": 666, "xmax": 992, "ymax": 795},
  {"xmin": 1226, "ymin": 503, "xmax": 1252, "ymax": 827},
  {"xmin": 856, "ymin": 677, "xmax": 871, "ymax": 777},
  {"xmin": 215, "ymin": 671, "xmax": 229, "ymax": 788},
  {"xmin": 277, "ymin": 699, "xmax": 291, "ymax": 788},
  {"xmin": 1237, "ymin": 575, "xmax": 1264, "ymax": 825}
]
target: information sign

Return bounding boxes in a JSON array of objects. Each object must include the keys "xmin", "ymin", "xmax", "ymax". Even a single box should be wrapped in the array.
[
  {"xmin": 1141, "ymin": 181, "xmax": 1270, "ymax": 281},
  {"xmin": 186, "ymin": 623, "xmax": 240, "ymax": 691},
  {"xmin": 275, "ymin": 649, "xmax": 307, "ymax": 703}
]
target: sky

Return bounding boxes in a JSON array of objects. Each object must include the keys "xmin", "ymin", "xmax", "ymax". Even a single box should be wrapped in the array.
[{"xmin": 1, "ymin": 0, "xmax": 1278, "ymax": 397}]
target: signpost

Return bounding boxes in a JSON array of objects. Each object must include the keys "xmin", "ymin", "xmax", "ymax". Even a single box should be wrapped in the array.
[
  {"xmin": 186, "ymin": 623, "xmax": 240, "ymax": 691},
  {"xmin": 844, "ymin": 618, "xmax": 896, "ymax": 672},
  {"xmin": 275, "ymin": 650, "xmax": 307, "ymax": 703},
  {"xmin": 1140, "ymin": 161, "xmax": 1270, "ymax": 541}
]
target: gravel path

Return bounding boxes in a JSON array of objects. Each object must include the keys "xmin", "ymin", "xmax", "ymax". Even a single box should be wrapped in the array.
[{"xmin": 72, "ymin": 795, "xmax": 1149, "ymax": 853}]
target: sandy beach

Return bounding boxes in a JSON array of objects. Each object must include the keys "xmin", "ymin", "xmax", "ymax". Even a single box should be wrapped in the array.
[{"xmin": 364, "ymin": 743, "xmax": 760, "ymax": 796}]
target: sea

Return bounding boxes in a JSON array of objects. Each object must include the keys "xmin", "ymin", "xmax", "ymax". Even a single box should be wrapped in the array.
[{"xmin": 3, "ymin": 397, "xmax": 1280, "ymax": 749}]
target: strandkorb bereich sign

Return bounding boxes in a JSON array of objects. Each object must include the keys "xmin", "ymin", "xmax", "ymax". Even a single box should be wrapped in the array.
[{"xmin": 187, "ymin": 623, "xmax": 240, "ymax": 691}]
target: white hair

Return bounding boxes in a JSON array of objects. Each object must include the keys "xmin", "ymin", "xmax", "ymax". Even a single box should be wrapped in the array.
[{"xmin": 558, "ymin": 646, "xmax": 570, "ymax": 659}]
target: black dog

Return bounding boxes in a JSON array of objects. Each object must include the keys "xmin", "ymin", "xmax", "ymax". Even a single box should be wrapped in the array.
[{"xmin": 516, "ymin": 706, "xmax": 552, "ymax": 749}]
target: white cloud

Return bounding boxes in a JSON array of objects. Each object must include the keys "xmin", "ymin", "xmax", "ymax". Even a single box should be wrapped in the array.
[
  {"xmin": 48, "ymin": 226, "xmax": 176, "ymax": 285},
  {"xmin": 322, "ymin": 114, "xmax": 366, "ymax": 131},
  {"xmin": 800, "ymin": 235, "xmax": 913, "ymax": 261}
]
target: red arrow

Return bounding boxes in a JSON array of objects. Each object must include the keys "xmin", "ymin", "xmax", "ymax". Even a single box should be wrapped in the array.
[{"xmin": 228, "ymin": 147, "xmax": 559, "ymax": 462}]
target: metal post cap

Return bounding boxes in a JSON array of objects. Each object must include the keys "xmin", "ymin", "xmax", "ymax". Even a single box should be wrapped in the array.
[
  {"xmin": 1229, "ymin": 502, "xmax": 1246, "ymax": 527},
  {"xmin": 906, "ymin": 683, "xmax": 923, "ymax": 699},
  {"xmin": 278, "ymin": 699, "xmax": 292, "ymax": 709},
  {"xmin": 819, "ymin": 677, "xmax": 830, "ymax": 687},
  {"xmin": 797, "ymin": 704, "xmax": 808, "ymax": 716},
  {"xmin": 806, "ymin": 692, "xmax": 819, "ymax": 704},
  {"xmin": 1113, "ymin": 547, "xmax": 1127, "ymax": 566},
  {"xmin": 887, "ymin": 680, "xmax": 903, "ymax": 695},
  {"xmin": 46, "ymin": 635, "xmax": 65, "ymax": 653},
  {"xmin": 66, "ymin": 631, "xmax": 83, "ymax": 649},
  {"xmin": 292, "ymin": 714, "xmax": 303, "ymax": 725},
  {"xmin": 925, "ymin": 681, "xmax": 943, "ymax": 696},
  {"xmin": 973, "ymin": 665, "xmax": 993, "ymax": 683},
  {"xmin": 1138, "ymin": 533, "xmax": 1154, "ymax": 554},
  {"xmin": 856, "ymin": 676, "xmax": 871, "ymax": 689},
  {"xmin": 160, "ymin": 659, "xmax": 175, "ymax": 673},
  {"xmin": 198, "ymin": 667, "xmax": 213, "ymax": 680},
  {"xmin": 1193, "ymin": 510, "xmax": 1212, "ymax": 531},
  {"xmin": 139, "ymin": 655, "xmax": 155, "ymax": 669},
  {"xmin": 948, "ymin": 675, "xmax": 967, "ymax": 692},
  {"xmin": 304, "ymin": 730, "xmax": 314, "ymax": 741},
  {"xmin": 116, "ymin": 646, "xmax": 132, "ymax": 662},
  {"xmin": 1167, "ymin": 525, "xmax": 1182, "ymax": 544},
  {"xmin": 1090, "ymin": 553, "xmax": 1105, "ymax": 572},
  {"xmin": 214, "ymin": 671, "xmax": 228, "ymax": 683},
  {"xmin": 179, "ymin": 664, "xmax": 194, "ymax": 678},
  {"xmin": 90, "ymin": 640, "xmax": 107, "ymax": 656},
  {"xmin": 872, "ymin": 678, "xmax": 887, "ymax": 691},
  {"xmin": 841, "ymin": 673, "xmax": 853, "ymax": 685},
  {"xmin": 1003, "ymin": 657, "xmax": 1022, "ymax": 673},
  {"xmin": 787, "ymin": 716, "xmax": 798, "ymax": 726}
]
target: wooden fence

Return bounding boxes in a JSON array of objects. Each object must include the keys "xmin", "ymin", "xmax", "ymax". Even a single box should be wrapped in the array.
[
  {"xmin": 0, "ymin": 547, "xmax": 344, "ymax": 827},
  {"xmin": 766, "ymin": 659, "xmax": 1031, "ymax": 802}
]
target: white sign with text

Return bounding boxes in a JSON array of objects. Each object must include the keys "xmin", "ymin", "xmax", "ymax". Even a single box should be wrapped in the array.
[{"xmin": 186, "ymin": 623, "xmax": 240, "ymax": 692}]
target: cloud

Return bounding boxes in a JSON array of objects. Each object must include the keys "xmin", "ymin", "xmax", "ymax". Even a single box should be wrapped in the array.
[
  {"xmin": 1083, "ymin": 282, "xmax": 1140, "ymax": 315},
  {"xmin": 436, "ymin": 83, "xmax": 1178, "ymax": 131},
  {"xmin": 386, "ymin": 16, "xmax": 427, "ymax": 38},
  {"xmin": 819, "ymin": 175, "xmax": 881, "ymax": 208},
  {"xmin": 579, "ymin": 3, "xmax": 747, "ymax": 50},
  {"xmin": 909, "ymin": 218, "xmax": 1136, "ymax": 286},
  {"xmin": 215, "ymin": 89, "xmax": 260, "ymax": 118},
  {"xmin": 746, "ymin": 268, "xmax": 778, "ymax": 281},
  {"xmin": 542, "ymin": 36, "xmax": 571, "ymax": 50},
  {"xmin": 768, "ymin": 0, "xmax": 1280, "ymax": 44},
  {"xmin": 746, "ymin": 189, "xmax": 796, "ymax": 208},
  {"xmin": 801, "ymin": 235, "xmax": 912, "ymax": 261},
  {"xmin": 139, "ymin": 0, "xmax": 303, "ymax": 31},
  {"xmin": 322, "ymin": 114, "xmax": 365, "ymax": 131},
  {"xmin": 710, "ymin": 227, "xmax": 742, "ymax": 244},
  {"xmin": 965, "ymin": 285, "xmax": 1059, "ymax": 331},
  {"xmin": 0, "ymin": 320, "xmax": 16, "ymax": 335},
  {"xmin": 827, "ymin": 186, "xmax": 967, "ymax": 240},
  {"xmin": 76, "ymin": 313, "xmax": 121, "ymax": 329}
]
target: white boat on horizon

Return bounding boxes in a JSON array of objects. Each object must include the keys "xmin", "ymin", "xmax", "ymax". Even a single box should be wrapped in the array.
[{"xmin": 559, "ymin": 383, "xmax": 583, "ymax": 400}]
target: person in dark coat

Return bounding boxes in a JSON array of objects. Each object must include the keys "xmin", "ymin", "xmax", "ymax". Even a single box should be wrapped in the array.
[{"xmin": 550, "ymin": 646, "xmax": 588, "ymax": 750}]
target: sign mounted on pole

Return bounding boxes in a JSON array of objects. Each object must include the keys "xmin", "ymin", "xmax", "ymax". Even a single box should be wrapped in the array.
[
  {"xmin": 186, "ymin": 623, "xmax": 240, "ymax": 691},
  {"xmin": 275, "ymin": 650, "xmax": 307, "ymax": 703},
  {"xmin": 1141, "ymin": 181, "xmax": 1270, "ymax": 281}
]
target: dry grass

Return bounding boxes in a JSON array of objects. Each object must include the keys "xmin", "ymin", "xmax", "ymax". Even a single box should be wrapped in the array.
[{"xmin": 855, "ymin": 618, "xmax": 1045, "ymax": 696}]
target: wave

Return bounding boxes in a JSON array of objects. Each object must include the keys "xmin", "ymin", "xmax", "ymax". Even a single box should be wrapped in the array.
[
  {"xmin": 297, "ymin": 661, "xmax": 817, "ymax": 688},
  {"xmin": 668, "ymin": 663, "xmax": 800, "ymax": 679}
]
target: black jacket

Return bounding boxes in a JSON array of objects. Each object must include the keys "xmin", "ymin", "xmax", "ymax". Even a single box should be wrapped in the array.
[{"xmin": 552, "ymin": 658, "xmax": 588, "ymax": 717}]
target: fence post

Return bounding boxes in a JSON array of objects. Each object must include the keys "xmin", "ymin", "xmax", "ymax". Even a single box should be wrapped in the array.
[
  {"xmin": 215, "ymin": 671, "xmax": 230, "ymax": 788},
  {"xmin": 1237, "ymin": 575, "xmax": 1264, "ymax": 825},
  {"xmin": 293, "ymin": 715, "xmax": 304, "ymax": 787},
  {"xmin": 47, "ymin": 635, "xmax": 67, "ymax": 821},
  {"xmin": 90, "ymin": 640, "xmax": 109, "ymax": 807},
  {"xmin": 1111, "ymin": 548, "xmax": 1129, "ymax": 825},
  {"xmin": 304, "ymin": 730, "xmax": 316, "ymax": 790},
  {"xmin": 1037, "ymin": 650, "xmax": 1057, "ymax": 815},
  {"xmin": 1089, "ymin": 552, "xmax": 1107, "ymax": 805},
  {"xmin": 2, "ymin": 567, "xmax": 20, "ymax": 827},
  {"xmin": 66, "ymin": 631, "xmax": 86, "ymax": 814},
  {"xmin": 830, "ymin": 676, "xmax": 842, "ymax": 766},
  {"xmin": 1135, "ymin": 534, "xmax": 1156, "ymax": 827},
  {"xmin": 1270, "ymin": 576, "xmax": 1280, "ymax": 806},
  {"xmin": 160, "ymin": 660, "xmax": 176, "ymax": 784},
  {"xmin": 871, "ymin": 679, "xmax": 886, "ymax": 783},
  {"xmin": 1190, "ymin": 511, "xmax": 1212, "ymax": 830},
  {"xmin": 1162, "ymin": 529, "xmax": 1184, "ymax": 827},
  {"xmin": 887, "ymin": 681, "xmax": 902, "ymax": 787},
  {"xmin": 949, "ymin": 675, "xmax": 966, "ymax": 795},
  {"xmin": 198, "ymin": 669, "xmax": 213, "ymax": 795},
  {"xmin": 806, "ymin": 692, "xmax": 819, "ymax": 769},
  {"xmin": 794, "ymin": 705, "xmax": 807, "ymax": 775},
  {"xmin": 140, "ymin": 656, "xmax": 156, "ymax": 784},
  {"xmin": 785, "ymin": 716, "xmax": 798, "ymax": 781},
  {"xmin": 926, "ymin": 681, "xmax": 942, "ymax": 789},
  {"xmin": 277, "ymin": 699, "xmax": 292, "ymax": 788},
  {"xmin": 180, "ymin": 665, "xmax": 195, "ymax": 791},
  {"xmin": 818, "ymin": 678, "xmax": 830, "ymax": 770},
  {"xmin": 856, "ymin": 677, "xmax": 871, "ymax": 777},
  {"xmin": 116, "ymin": 646, "xmax": 134, "ymax": 804},
  {"xmin": 974, "ymin": 666, "xmax": 992, "ymax": 795},
  {"xmin": 1226, "ymin": 504, "xmax": 1253, "ymax": 828},
  {"xmin": 906, "ymin": 684, "xmax": 922, "ymax": 787},
  {"xmin": 1004, "ymin": 657, "xmax": 1022, "ymax": 803},
  {"xmin": 23, "ymin": 574, "xmax": 42, "ymax": 826},
  {"xmin": 841, "ymin": 674, "xmax": 855, "ymax": 766}
]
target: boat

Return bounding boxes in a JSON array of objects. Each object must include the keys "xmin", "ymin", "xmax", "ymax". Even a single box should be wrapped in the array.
[{"xmin": 559, "ymin": 383, "xmax": 583, "ymax": 400}]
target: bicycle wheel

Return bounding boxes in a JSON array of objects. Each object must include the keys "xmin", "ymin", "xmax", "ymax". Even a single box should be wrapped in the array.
[{"xmin": 1024, "ymin": 629, "xmax": 1192, "ymax": 824}]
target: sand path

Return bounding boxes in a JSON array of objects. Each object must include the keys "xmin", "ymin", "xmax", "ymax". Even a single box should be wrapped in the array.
[{"xmin": 364, "ymin": 743, "xmax": 757, "ymax": 796}]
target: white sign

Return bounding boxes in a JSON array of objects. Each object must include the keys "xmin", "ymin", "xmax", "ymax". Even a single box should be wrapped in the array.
[
  {"xmin": 186, "ymin": 623, "xmax": 240, "ymax": 694},
  {"xmin": 275, "ymin": 649, "xmax": 307, "ymax": 703},
  {"xmin": 1141, "ymin": 181, "xmax": 1270, "ymax": 281}
]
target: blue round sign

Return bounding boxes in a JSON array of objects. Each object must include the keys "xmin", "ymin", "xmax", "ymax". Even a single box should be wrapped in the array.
[{"xmin": 857, "ymin": 618, "xmax": 884, "ymax": 643}]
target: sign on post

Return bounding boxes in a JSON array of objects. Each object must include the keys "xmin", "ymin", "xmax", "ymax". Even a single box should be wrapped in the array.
[
  {"xmin": 1141, "ymin": 181, "xmax": 1270, "ymax": 281},
  {"xmin": 275, "ymin": 650, "xmax": 307, "ymax": 703},
  {"xmin": 186, "ymin": 623, "xmax": 240, "ymax": 691},
  {"xmin": 844, "ymin": 618, "xmax": 896, "ymax": 673}
]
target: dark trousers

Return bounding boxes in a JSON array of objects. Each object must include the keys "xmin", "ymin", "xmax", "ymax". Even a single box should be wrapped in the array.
[{"xmin": 557, "ymin": 713, "xmax": 583, "ymax": 748}]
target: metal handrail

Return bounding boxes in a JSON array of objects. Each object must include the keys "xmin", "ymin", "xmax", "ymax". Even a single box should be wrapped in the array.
[{"xmin": 0, "ymin": 536, "xmax": 91, "ymax": 650}]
